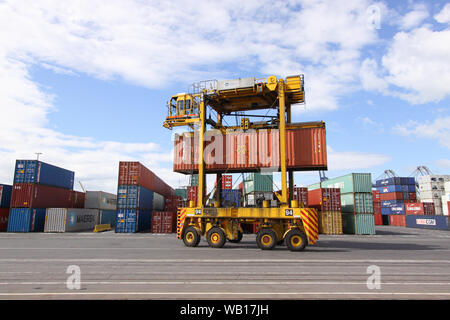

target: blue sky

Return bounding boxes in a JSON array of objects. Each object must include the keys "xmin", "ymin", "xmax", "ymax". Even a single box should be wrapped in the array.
[{"xmin": 0, "ymin": 0, "xmax": 449, "ymax": 193}]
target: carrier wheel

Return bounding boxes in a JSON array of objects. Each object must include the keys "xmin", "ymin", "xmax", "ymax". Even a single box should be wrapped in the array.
[
  {"xmin": 256, "ymin": 228, "xmax": 277, "ymax": 250},
  {"xmin": 227, "ymin": 230, "xmax": 243, "ymax": 243},
  {"xmin": 183, "ymin": 226, "xmax": 201, "ymax": 247},
  {"xmin": 285, "ymin": 228, "xmax": 307, "ymax": 252},
  {"xmin": 277, "ymin": 239, "xmax": 285, "ymax": 246},
  {"xmin": 207, "ymin": 227, "xmax": 226, "ymax": 248}
]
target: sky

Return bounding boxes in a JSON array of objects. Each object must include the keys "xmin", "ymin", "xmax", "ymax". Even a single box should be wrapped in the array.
[{"xmin": 0, "ymin": 0, "xmax": 449, "ymax": 194}]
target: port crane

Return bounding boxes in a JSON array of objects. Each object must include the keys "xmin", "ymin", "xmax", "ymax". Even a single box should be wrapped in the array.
[{"xmin": 163, "ymin": 75, "xmax": 324, "ymax": 251}]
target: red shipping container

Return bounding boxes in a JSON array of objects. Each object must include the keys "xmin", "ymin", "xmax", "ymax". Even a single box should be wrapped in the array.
[
  {"xmin": 11, "ymin": 183, "xmax": 74, "ymax": 208},
  {"xmin": 374, "ymin": 213, "xmax": 383, "ymax": 226},
  {"xmin": 409, "ymin": 192, "xmax": 417, "ymax": 200},
  {"xmin": 422, "ymin": 202, "xmax": 435, "ymax": 215},
  {"xmin": 373, "ymin": 202, "xmax": 381, "ymax": 214},
  {"xmin": 173, "ymin": 126, "xmax": 327, "ymax": 174},
  {"xmin": 0, "ymin": 208, "xmax": 9, "ymax": 232},
  {"xmin": 405, "ymin": 202, "xmax": 424, "ymax": 215},
  {"xmin": 71, "ymin": 191, "xmax": 85, "ymax": 208},
  {"xmin": 187, "ymin": 186, "xmax": 198, "ymax": 204},
  {"xmin": 308, "ymin": 188, "xmax": 341, "ymax": 212},
  {"xmin": 389, "ymin": 215, "xmax": 406, "ymax": 227},
  {"xmin": 222, "ymin": 175, "xmax": 232, "ymax": 189},
  {"xmin": 152, "ymin": 211, "xmax": 176, "ymax": 233},
  {"xmin": 372, "ymin": 190, "xmax": 381, "ymax": 203},
  {"xmin": 118, "ymin": 162, "xmax": 173, "ymax": 198},
  {"xmin": 277, "ymin": 187, "xmax": 308, "ymax": 206},
  {"xmin": 380, "ymin": 192, "xmax": 404, "ymax": 201}
]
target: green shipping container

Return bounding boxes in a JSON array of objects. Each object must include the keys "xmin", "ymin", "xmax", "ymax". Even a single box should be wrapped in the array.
[
  {"xmin": 308, "ymin": 173, "xmax": 372, "ymax": 193},
  {"xmin": 341, "ymin": 193, "xmax": 374, "ymax": 214},
  {"xmin": 342, "ymin": 213, "xmax": 376, "ymax": 235},
  {"xmin": 175, "ymin": 188, "xmax": 188, "ymax": 199},
  {"xmin": 244, "ymin": 173, "xmax": 273, "ymax": 193},
  {"xmin": 190, "ymin": 174, "xmax": 199, "ymax": 186}
]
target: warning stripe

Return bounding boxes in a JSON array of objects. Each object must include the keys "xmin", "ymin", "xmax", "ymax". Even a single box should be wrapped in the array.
[
  {"xmin": 177, "ymin": 209, "xmax": 187, "ymax": 239},
  {"xmin": 300, "ymin": 209, "xmax": 319, "ymax": 244}
]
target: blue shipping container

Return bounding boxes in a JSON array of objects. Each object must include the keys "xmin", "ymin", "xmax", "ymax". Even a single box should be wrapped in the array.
[
  {"xmin": 0, "ymin": 184, "xmax": 12, "ymax": 208},
  {"xmin": 408, "ymin": 185, "xmax": 416, "ymax": 192},
  {"xmin": 381, "ymin": 200, "xmax": 404, "ymax": 207},
  {"xmin": 375, "ymin": 177, "xmax": 402, "ymax": 187},
  {"xmin": 377, "ymin": 185, "xmax": 404, "ymax": 193},
  {"xmin": 99, "ymin": 210, "xmax": 117, "ymax": 227},
  {"xmin": 221, "ymin": 189, "xmax": 241, "ymax": 207},
  {"xmin": 7, "ymin": 208, "xmax": 46, "ymax": 232},
  {"xmin": 381, "ymin": 204, "xmax": 405, "ymax": 215},
  {"xmin": 117, "ymin": 185, "xmax": 154, "ymax": 209},
  {"xmin": 115, "ymin": 209, "xmax": 152, "ymax": 233},
  {"xmin": 14, "ymin": 160, "xmax": 74, "ymax": 190},
  {"xmin": 406, "ymin": 215, "xmax": 449, "ymax": 231}
]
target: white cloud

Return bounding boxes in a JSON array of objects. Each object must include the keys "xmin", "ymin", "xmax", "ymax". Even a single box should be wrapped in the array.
[
  {"xmin": 393, "ymin": 117, "xmax": 450, "ymax": 150},
  {"xmin": 434, "ymin": 3, "xmax": 450, "ymax": 24},
  {"xmin": 359, "ymin": 58, "xmax": 388, "ymax": 92},
  {"xmin": 326, "ymin": 146, "xmax": 390, "ymax": 171},
  {"xmin": 398, "ymin": 3, "xmax": 429, "ymax": 30}
]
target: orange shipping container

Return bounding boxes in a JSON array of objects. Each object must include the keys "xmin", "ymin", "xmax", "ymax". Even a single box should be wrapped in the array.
[{"xmin": 173, "ymin": 126, "xmax": 327, "ymax": 174}]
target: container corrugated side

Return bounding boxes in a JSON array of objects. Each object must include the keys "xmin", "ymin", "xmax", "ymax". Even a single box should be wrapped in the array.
[
  {"xmin": 11, "ymin": 183, "xmax": 74, "ymax": 208},
  {"xmin": 14, "ymin": 160, "xmax": 74, "ymax": 189},
  {"xmin": 221, "ymin": 189, "xmax": 241, "ymax": 207},
  {"xmin": 389, "ymin": 215, "xmax": 406, "ymax": 227},
  {"xmin": 341, "ymin": 213, "xmax": 376, "ymax": 235},
  {"xmin": 152, "ymin": 192, "xmax": 165, "ymax": 211},
  {"xmin": 318, "ymin": 211, "xmax": 342, "ymax": 235},
  {"xmin": 0, "ymin": 184, "xmax": 12, "ymax": 208},
  {"xmin": 117, "ymin": 185, "xmax": 154, "ymax": 209},
  {"xmin": 244, "ymin": 173, "xmax": 273, "ymax": 193},
  {"xmin": 318, "ymin": 173, "xmax": 372, "ymax": 194},
  {"xmin": 85, "ymin": 191, "xmax": 117, "ymax": 210},
  {"xmin": 7, "ymin": 208, "xmax": 46, "ymax": 232},
  {"xmin": 341, "ymin": 193, "xmax": 374, "ymax": 214},
  {"xmin": 99, "ymin": 210, "xmax": 117, "ymax": 227},
  {"xmin": 406, "ymin": 215, "xmax": 449, "ymax": 230},
  {"xmin": 45, "ymin": 208, "xmax": 99, "ymax": 232},
  {"xmin": 115, "ymin": 209, "xmax": 152, "ymax": 233}
]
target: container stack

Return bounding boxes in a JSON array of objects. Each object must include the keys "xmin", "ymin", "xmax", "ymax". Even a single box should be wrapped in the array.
[
  {"xmin": 7, "ymin": 160, "xmax": 83, "ymax": 232},
  {"xmin": 373, "ymin": 190, "xmax": 382, "ymax": 225},
  {"xmin": 309, "ymin": 173, "xmax": 375, "ymax": 235},
  {"xmin": 0, "ymin": 184, "xmax": 12, "ymax": 232},
  {"xmin": 243, "ymin": 173, "xmax": 274, "ymax": 207},
  {"xmin": 116, "ymin": 161, "xmax": 171, "ymax": 233},
  {"xmin": 44, "ymin": 191, "xmax": 117, "ymax": 233},
  {"xmin": 307, "ymin": 188, "xmax": 342, "ymax": 235},
  {"xmin": 151, "ymin": 194, "xmax": 182, "ymax": 234},
  {"xmin": 417, "ymin": 175, "xmax": 450, "ymax": 216},
  {"xmin": 375, "ymin": 177, "xmax": 416, "ymax": 227}
]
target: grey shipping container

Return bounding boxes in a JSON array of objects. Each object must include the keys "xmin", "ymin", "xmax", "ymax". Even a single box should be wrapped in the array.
[
  {"xmin": 85, "ymin": 191, "xmax": 117, "ymax": 210},
  {"xmin": 152, "ymin": 192, "xmax": 165, "ymax": 211},
  {"xmin": 44, "ymin": 208, "xmax": 99, "ymax": 232}
]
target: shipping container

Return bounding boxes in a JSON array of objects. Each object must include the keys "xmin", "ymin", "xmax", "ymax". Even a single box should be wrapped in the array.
[
  {"xmin": 221, "ymin": 189, "xmax": 241, "ymax": 207},
  {"xmin": 173, "ymin": 126, "xmax": 327, "ymax": 174},
  {"xmin": 152, "ymin": 211, "xmax": 176, "ymax": 233},
  {"xmin": 175, "ymin": 188, "xmax": 188, "ymax": 200},
  {"xmin": 152, "ymin": 192, "xmax": 165, "ymax": 211},
  {"xmin": 374, "ymin": 177, "xmax": 402, "ymax": 187},
  {"xmin": 422, "ymin": 202, "xmax": 436, "ymax": 215},
  {"xmin": 381, "ymin": 200, "xmax": 404, "ymax": 207},
  {"xmin": 380, "ymin": 192, "xmax": 404, "ymax": 201},
  {"xmin": 118, "ymin": 161, "xmax": 173, "ymax": 197},
  {"xmin": 341, "ymin": 213, "xmax": 376, "ymax": 235},
  {"xmin": 406, "ymin": 215, "xmax": 449, "ymax": 230},
  {"xmin": 373, "ymin": 202, "xmax": 381, "ymax": 214},
  {"xmin": 389, "ymin": 214, "xmax": 406, "ymax": 227},
  {"xmin": 309, "ymin": 173, "xmax": 372, "ymax": 194},
  {"xmin": 307, "ymin": 188, "xmax": 341, "ymax": 212},
  {"xmin": 85, "ymin": 191, "xmax": 117, "ymax": 210},
  {"xmin": 244, "ymin": 173, "xmax": 273, "ymax": 193},
  {"xmin": 98, "ymin": 210, "xmax": 117, "ymax": 227},
  {"xmin": 44, "ymin": 208, "xmax": 100, "ymax": 232},
  {"xmin": 222, "ymin": 175, "xmax": 233, "ymax": 189},
  {"xmin": 11, "ymin": 183, "xmax": 81, "ymax": 209},
  {"xmin": 115, "ymin": 209, "xmax": 152, "ymax": 233},
  {"xmin": 374, "ymin": 213, "xmax": 383, "ymax": 226},
  {"xmin": 117, "ymin": 185, "xmax": 154, "ymax": 209},
  {"xmin": 381, "ymin": 204, "xmax": 405, "ymax": 215},
  {"xmin": 318, "ymin": 211, "xmax": 342, "ymax": 235},
  {"xmin": 0, "ymin": 208, "xmax": 9, "ymax": 231},
  {"xmin": 244, "ymin": 191, "xmax": 274, "ymax": 207},
  {"xmin": 14, "ymin": 160, "xmax": 74, "ymax": 190},
  {"xmin": 0, "ymin": 184, "xmax": 12, "ymax": 208},
  {"xmin": 372, "ymin": 190, "xmax": 381, "ymax": 203},
  {"xmin": 187, "ymin": 186, "xmax": 198, "ymax": 204},
  {"xmin": 419, "ymin": 190, "xmax": 444, "ymax": 200},
  {"xmin": 409, "ymin": 192, "xmax": 417, "ymax": 200},
  {"xmin": 405, "ymin": 203, "xmax": 424, "ymax": 215},
  {"xmin": 7, "ymin": 208, "xmax": 46, "ymax": 232},
  {"xmin": 70, "ymin": 191, "xmax": 86, "ymax": 208},
  {"xmin": 341, "ymin": 193, "xmax": 373, "ymax": 214}
]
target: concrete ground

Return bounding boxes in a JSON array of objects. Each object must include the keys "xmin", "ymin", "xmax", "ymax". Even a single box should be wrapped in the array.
[{"xmin": 0, "ymin": 225, "xmax": 449, "ymax": 300}]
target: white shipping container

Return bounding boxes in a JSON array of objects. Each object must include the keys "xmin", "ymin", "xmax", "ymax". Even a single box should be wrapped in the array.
[
  {"xmin": 441, "ymin": 194, "xmax": 450, "ymax": 216},
  {"xmin": 44, "ymin": 208, "xmax": 99, "ymax": 232},
  {"xmin": 419, "ymin": 190, "xmax": 445, "ymax": 200},
  {"xmin": 217, "ymin": 77, "xmax": 255, "ymax": 91},
  {"xmin": 417, "ymin": 175, "xmax": 450, "ymax": 184},
  {"xmin": 85, "ymin": 191, "xmax": 117, "ymax": 210},
  {"xmin": 445, "ymin": 182, "xmax": 450, "ymax": 193},
  {"xmin": 418, "ymin": 182, "xmax": 445, "ymax": 192}
]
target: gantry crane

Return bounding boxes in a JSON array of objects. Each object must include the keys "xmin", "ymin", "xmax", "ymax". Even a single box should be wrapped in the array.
[{"xmin": 163, "ymin": 75, "xmax": 323, "ymax": 251}]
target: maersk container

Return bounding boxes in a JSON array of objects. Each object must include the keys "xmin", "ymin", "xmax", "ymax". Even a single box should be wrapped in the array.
[
  {"xmin": 244, "ymin": 173, "xmax": 273, "ymax": 193},
  {"xmin": 85, "ymin": 191, "xmax": 117, "ymax": 210},
  {"xmin": 406, "ymin": 215, "xmax": 449, "ymax": 230},
  {"xmin": 340, "ymin": 193, "xmax": 373, "ymax": 214},
  {"xmin": 0, "ymin": 184, "xmax": 12, "ymax": 208},
  {"xmin": 221, "ymin": 189, "xmax": 241, "ymax": 207},
  {"xmin": 115, "ymin": 209, "xmax": 152, "ymax": 233},
  {"xmin": 99, "ymin": 210, "xmax": 117, "ymax": 227},
  {"xmin": 309, "ymin": 173, "xmax": 372, "ymax": 194},
  {"xmin": 341, "ymin": 213, "xmax": 376, "ymax": 235},
  {"xmin": 44, "ymin": 208, "xmax": 99, "ymax": 232},
  {"xmin": 14, "ymin": 160, "xmax": 74, "ymax": 190},
  {"xmin": 7, "ymin": 208, "xmax": 46, "ymax": 232},
  {"xmin": 117, "ymin": 185, "xmax": 154, "ymax": 209},
  {"xmin": 152, "ymin": 192, "xmax": 165, "ymax": 211}
]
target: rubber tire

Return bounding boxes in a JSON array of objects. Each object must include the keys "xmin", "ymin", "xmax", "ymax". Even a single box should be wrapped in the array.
[
  {"xmin": 206, "ymin": 227, "xmax": 226, "ymax": 248},
  {"xmin": 277, "ymin": 239, "xmax": 285, "ymax": 246},
  {"xmin": 256, "ymin": 228, "xmax": 277, "ymax": 250},
  {"xmin": 227, "ymin": 230, "xmax": 243, "ymax": 243},
  {"xmin": 285, "ymin": 229, "xmax": 308, "ymax": 252},
  {"xmin": 183, "ymin": 226, "xmax": 201, "ymax": 247}
]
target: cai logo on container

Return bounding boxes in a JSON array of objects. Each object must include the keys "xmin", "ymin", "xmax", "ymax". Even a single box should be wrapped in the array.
[{"xmin": 416, "ymin": 219, "xmax": 436, "ymax": 226}]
